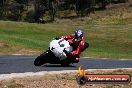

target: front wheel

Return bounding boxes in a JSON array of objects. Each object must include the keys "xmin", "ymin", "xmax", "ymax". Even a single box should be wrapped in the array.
[{"xmin": 34, "ymin": 52, "xmax": 47, "ymax": 66}]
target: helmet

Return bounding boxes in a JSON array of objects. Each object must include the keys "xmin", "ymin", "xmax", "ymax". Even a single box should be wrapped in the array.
[{"xmin": 74, "ymin": 29, "xmax": 83, "ymax": 41}]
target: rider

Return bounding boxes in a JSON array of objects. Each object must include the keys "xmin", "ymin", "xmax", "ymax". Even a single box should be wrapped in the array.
[{"xmin": 56, "ymin": 29, "xmax": 89, "ymax": 62}]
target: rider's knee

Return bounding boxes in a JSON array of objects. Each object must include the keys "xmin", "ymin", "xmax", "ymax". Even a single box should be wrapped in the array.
[
  {"xmin": 84, "ymin": 42, "xmax": 89, "ymax": 49},
  {"xmin": 80, "ymin": 42, "xmax": 89, "ymax": 52}
]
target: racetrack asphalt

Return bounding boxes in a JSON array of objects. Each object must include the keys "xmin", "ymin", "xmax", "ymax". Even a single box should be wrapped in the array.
[{"xmin": 0, "ymin": 55, "xmax": 132, "ymax": 74}]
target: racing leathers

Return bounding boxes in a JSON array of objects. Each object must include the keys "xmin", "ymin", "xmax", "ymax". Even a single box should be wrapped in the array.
[{"xmin": 59, "ymin": 34, "xmax": 89, "ymax": 61}]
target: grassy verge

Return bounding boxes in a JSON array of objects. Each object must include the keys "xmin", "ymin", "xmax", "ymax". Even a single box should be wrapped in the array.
[{"xmin": 0, "ymin": 3, "xmax": 132, "ymax": 59}]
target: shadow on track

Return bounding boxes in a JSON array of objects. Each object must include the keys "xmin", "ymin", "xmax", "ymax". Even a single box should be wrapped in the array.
[{"xmin": 42, "ymin": 64, "xmax": 76, "ymax": 67}]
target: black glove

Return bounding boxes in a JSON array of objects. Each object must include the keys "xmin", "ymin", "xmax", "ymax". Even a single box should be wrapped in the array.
[{"xmin": 54, "ymin": 37, "xmax": 60, "ymax": 40}]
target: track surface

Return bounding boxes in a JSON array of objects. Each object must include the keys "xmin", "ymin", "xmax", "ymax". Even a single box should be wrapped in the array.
[{"xmin": 0, "ymin": 55, "xmax": 132, "ymax": 74}]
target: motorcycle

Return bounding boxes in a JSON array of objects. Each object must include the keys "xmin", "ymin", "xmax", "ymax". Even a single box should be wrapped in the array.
[{"xmin": 34, "ymin": 38, "xmax": 79, "ymax": 66}]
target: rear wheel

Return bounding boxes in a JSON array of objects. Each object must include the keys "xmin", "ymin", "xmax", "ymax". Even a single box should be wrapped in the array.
[{"xmin": 34, "ymin": 52, "xmax": 47, "ymax": 66}]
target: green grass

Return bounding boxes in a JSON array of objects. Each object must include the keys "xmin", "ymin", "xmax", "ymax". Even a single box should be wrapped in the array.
[
  {"xmin": 0, "ymin": 21, "xmax": 73, "ymax": 49},
  {"xmin": 0, "ymin": 3, "xmax": 132, "ymax": 59}
]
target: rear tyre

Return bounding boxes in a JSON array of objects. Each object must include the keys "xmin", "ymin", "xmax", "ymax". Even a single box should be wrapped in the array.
[{"xmin": 34, "ymin": 52, "xmax": 47, "ymax": 66}]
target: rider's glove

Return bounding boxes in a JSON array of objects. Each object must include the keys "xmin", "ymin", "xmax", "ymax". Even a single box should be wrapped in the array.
[{"xmin": 54, "ymin": 37, "xmax": 60, "ymax": 40}]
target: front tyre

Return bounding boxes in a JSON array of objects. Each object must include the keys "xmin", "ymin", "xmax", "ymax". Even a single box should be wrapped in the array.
[{"xmin": 34, "ymin": 53, "xmax": 47, "ymax": 66}]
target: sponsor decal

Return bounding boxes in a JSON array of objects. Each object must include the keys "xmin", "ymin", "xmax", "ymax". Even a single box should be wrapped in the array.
[{"xmin": 76, "ymin": 66, "xmax": 131, "ymax": 85}]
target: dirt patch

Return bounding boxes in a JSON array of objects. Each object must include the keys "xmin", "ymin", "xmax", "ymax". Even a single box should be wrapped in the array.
[
  {"xmin": 0, "ymin": 69, "xmax": 132, "ymax": 88},
  {"xmin": 0, "ymin": 42, "xmax": 10, "ymax": 48},
  {"xmin": 16, "ymin": 48, "xmax": 41, "ymax": 55},
  {"xmin": 0, "ymin": 42, "xmax": 41, "ymax": 55}
]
